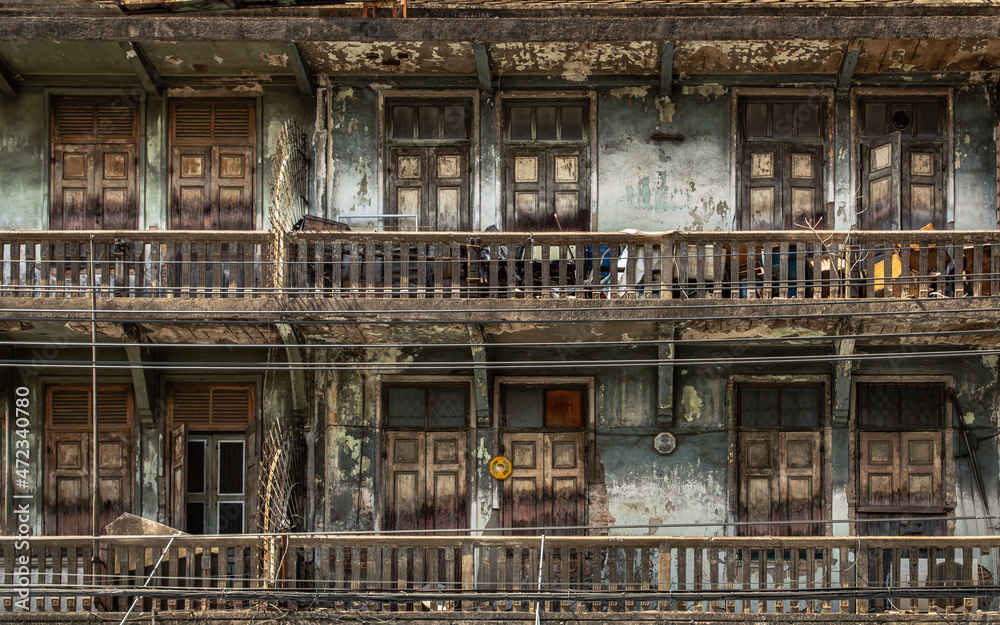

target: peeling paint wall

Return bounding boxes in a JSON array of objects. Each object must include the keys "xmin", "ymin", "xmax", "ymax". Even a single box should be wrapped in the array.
[
  {"xmin": 597, "ymin": 88, "xmax": 733, "ymax": 231},
  {"xmin": 0, "ymin": 87, "xmax": 46, "ymax": 229},
  {"xmin": 327, "ymin": 86, "xmax": 377, "ymax": 222},
  {"xmin": 954, "ymin": 83, "xmax": 998, "ymax": 229}
]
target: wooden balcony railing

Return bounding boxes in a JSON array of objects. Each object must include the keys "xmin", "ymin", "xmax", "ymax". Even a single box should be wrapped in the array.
[
  {"xmin": 1, "ymin": 230, "xmax": 997, "ymax": 302},
  {"xmin": 0, "ymin": 231, "xmax": 271, "ymax": 299},
  {"xmin": 2, "ymin": 535, "xmax": 998, "ymax": 615}
]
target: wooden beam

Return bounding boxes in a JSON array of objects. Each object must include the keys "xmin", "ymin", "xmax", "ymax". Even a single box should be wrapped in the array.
[
  {"xmin": 657, "ymin": 322, "xmax": 675, "ymax": 427},
  {"xmin": 119, "ymin": 41, "xmax": 160, "ymax": 96},
  {"xmin": 473, "ymin": 41, "xmax": 492, "ymax": 92},
  {"xmin": 467, "ymin": 324, "xmax": 491, "ymax": 426},
  {"xmin": 0, "ymin": 51, "xmax": 17, "ymax": 97},
  {"xmin": 837, "ymin": 40, "xmax": 862, "ymax": 93},
  {"xmin": 832, "ymin": 336, "xmax": 855, "ymax": 427},
  {"xmin": 284, "ymin": 41, "xmax": 313, "ymax": 96},
  {"xmin": 659, "ymin": 40, "xmax": 674, "ymax": 96},
  {"xmin": 4, "ymin": 15, "xmax": 1000, "ymax": 43}
]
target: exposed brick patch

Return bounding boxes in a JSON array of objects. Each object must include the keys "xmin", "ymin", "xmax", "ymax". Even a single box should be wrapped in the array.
[{"xmin": 588, "ymin": 482, "xmax": 615, "ymax": 535}]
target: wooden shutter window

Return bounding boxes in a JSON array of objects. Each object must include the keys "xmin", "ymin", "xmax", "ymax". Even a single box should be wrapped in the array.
[
  {"xmin": 171, "ymin": 100, "xmax": 254, "ymax": 144},
  {"xmin": 169, "ymin": 383, "xmax": 254, "ymax": 430},
  {"xmin": 46, "ymin": 385, "xmax": 133, "ymax": 429},
  {"xmin": 52, "ymin": 97, "xmax": 138, "ymax": 143}
]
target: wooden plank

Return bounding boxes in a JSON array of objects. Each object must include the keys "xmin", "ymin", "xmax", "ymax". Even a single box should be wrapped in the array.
[
  {"xmin": 210, "ymin": 241, "xmax": 222, "ymax": 297},
  {"xmin": 559, "ymin": 244, "xmax": 569, "ymax": 293},
  {"xmin": 313, "ymin": 240, "xmax": 325, "ymax": 297},
  {"xmin": 541, "ymin": 243, "xmax": 552, "ymax": 297},
  {"xmin": 695, "ymin": 243, "xmax": 706, "ymax": 298},
  {"xmin": 451, "ymin": 242, "xmax": 462, "ymax": 299},
  {"xmin": 657, "ymin": 542, "xmax": 671, "ymax": 612},
  {"xmin": 462, "ymin": 542, "xmax": 475, "ymax": 612},
  {"xmin": 918, "ymin": 242, "xmax": 930, "ymax": 297},
  {"xmin": 349, "ymin": 241, "xmax": 361, "ymax": 298},
  {"xmin": 973, "ymin": 243, "xmax": 984, "ymax": 297},
  {"xmin": 778, "ymin": 242, "xmax": 789, "ymax": 298},
  {"xmin": 488, "ymin": 243, "xmax": 499, "ymax": 297},
  {"xmin": 625, "ymin": 243, "xmax": 637, "ymax": 298},
  {"xmin": 660, "ymin": 235, "xmax": 673, "ymax": 300},
  {"xmin": 296, "ymin": 239, "xmax": 308, "ymax": 297},
  {"xmin": 330, "ymin": 242, "xmax": 342, "ymax": 297},
  {"xmin": 417, "ymin": 243, "xmax": 428, "ymax": 298},
  {"xmin": 433, "ymin": 244, "xmax": 445, "ymax": 299}
]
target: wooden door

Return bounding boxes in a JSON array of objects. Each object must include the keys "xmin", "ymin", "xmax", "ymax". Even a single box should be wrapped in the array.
[
  {"xmin": 50, "ymin": 97, "xmax": 138, "ymax": 230},
  {"xmin": 507, "ymin": 147, "xmax": 589, "ymax": 232},
  {"xmin": 744, "ymin": 142, "xmax": 782, "ymax": 231},
  {"xmin": 739, "ymin": 430, "xmax": 822, "ymax": 536},
  {"xmin": 503, "ymin": 431, "xmax": 586, "ymax": 534},
  {"xmin": 901, "ymin": 144, "xmax": 945, "ymax": 230},
  {"xmin": 861, "ymin": 132, "xmax": 902, "ymax": 229},
  {"xmin": 859, "ymin": 431, "xmax": 942, "ymax": 511},
  {"xmin": 44, "ymin": 384, "xmax": 134, "ymax": 537},
  {"xmin": 386, "ymin": 430, "xmax": 467, "ymax": 531},
  {"xmin": 169, "ymin": 100, "xmax": 255, "ymax": 230},
  {"xmin": 387, "ymin": 145, "xmax": 469, "ymax": 231}
]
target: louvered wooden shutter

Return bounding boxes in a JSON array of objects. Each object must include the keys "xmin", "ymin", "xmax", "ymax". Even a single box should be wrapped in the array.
[
  {"xmin": 168, "ymin": 383, "xmax": 254, "ymax": 430},
  {"xmin": 171, "ymin": 100, "xmax": 253, "ymax": 144},
  {"xmin": 52, "ymin": 97, "xmax": 138, "ymax": 143},
  {"xmin": 46, "ymin": 385, "xmax": 133, "ymax": 429}
]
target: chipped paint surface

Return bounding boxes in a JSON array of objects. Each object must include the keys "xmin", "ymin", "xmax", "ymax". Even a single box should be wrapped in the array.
[
  {"xmin": 681, "ymin": 84, "xmax": 727, "ymax": 100},
  {"xmin": 492, "ymin": 41, "xmax": 657, "ymax": 81},
  {"xmin": 654, "ymin": 96, "xmax": 675, "ymax": 124},
  {"xmin": 609, "ymin": 86, "xmax": 649, "ymax": 101},
  {"xmin": 302, "ymin": 41, "xmax": 475, "ymax": 75},
  {"xmin": 676, "ymin": 40, "xmax": 845, "ymax": 74},
  {"xmin": 681, "ymin": 386, "xmax": 702, "ymax": 422}
]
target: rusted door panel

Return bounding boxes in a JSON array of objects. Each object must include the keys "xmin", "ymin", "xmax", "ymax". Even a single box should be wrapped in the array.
[
  {"xmin": 388, "ymin": 147, "xmax": 426, "ymax": 231},
  {"xmin": 859, "ymin": 431, "xmax": 899, "ymax": 508},
  {"xmin": 51, "ymin": 145, "xmax": 95, "ymax": 231},
  {"xmin": 781, "ymin": 431, "xmax": 822, "ymax": 536},
  {"xmin": 899, "ymin": 431, "xmax": 942, "ymax": 509},
  {"xmin": 45, "ymin": 432, "xmax": 90, "ymax": 536},
  {"xmin": 547, "ymin": 432, "xmax": 585, "ymax": 534},
  {"xmin": 739, "ymin": 431, "xmax": 778, "ymax": 535},
  {"xmin": 45, "ymin": 430, "xmax": 133, "ymax": 536},
  {"xmin": 861, "ymin": 132, "xmax": 902, "ymax": 230},
  {"xmin": 170, "ymin": 146, "xmax": 212, "ymax": 230},
  {"xmin": 426, "ymin": 431, "xmax": 467, "ymax": 530},
  {"xmin": 507, "ymin": 148, "xmax": 546, "ymax": 231},
  {"xmin": 94, "ymin": 144, "xmax": 137, "ymax": 230},
  {"xmin": 901, "ymin": 143, "xmax": 945, "ymax": 230},
  {"xmin": 785, "ymin": 145, "xmax": 825, "ymax": 229},
  {"xmin": 549, "ymin": 148, "xmax": 589, "ymax": 231},
  {"xmin": 215, "ymin": 146, "xmax": 255, "ymax": 230},
  {"xmin": 503, "ymin": 432, "xmax": 585, "ymax": 533},
  {"xmin": 387, "ymin": 431, "xmax": 426, "ymax": 531},
  {"xmin": 428, "ymin": 147, "xmax": 469, "ymax": 231}
]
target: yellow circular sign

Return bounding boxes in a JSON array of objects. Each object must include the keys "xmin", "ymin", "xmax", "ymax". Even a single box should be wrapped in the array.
[{"xmin": 489, "ymin": 456, "xmax": 512, "ymax": 480}]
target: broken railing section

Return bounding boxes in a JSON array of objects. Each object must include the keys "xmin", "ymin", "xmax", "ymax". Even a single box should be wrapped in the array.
[
  {"xmin": 1, "ymin": 535, "xmax": 997, "ymax": 615},
  {"xmin": 0, "ymin": 230, "xmax": 997, "ymax": 300}
]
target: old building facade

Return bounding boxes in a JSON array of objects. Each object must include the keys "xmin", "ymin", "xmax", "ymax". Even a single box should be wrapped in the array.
[{"xmin": 1, "ymin": 1, "xmax": 1000, "ymax": 622}]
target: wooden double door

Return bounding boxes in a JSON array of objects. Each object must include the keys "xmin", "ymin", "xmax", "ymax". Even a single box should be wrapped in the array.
[
  {"xmin": 502, "ymin": 431, "xmax": 586, "ymax": 534},
  {"xmin": 386, "ymin": 430, "xmax": 468, "ymax": 532}
]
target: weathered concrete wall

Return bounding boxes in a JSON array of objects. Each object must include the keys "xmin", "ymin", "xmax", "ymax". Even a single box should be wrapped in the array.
[
  {"xmin": 597, "ymin": 87, "xmax": 733, "ymax": 232},
  {"xmin": 954, "ymin": 82, "xmax": 999, "ymax": 230},
  {"xmin": 0, "ymin": 87, "xmax": 47, "ymax": 229},
  {"xmin": 326, "ymin": 85, "xmax": 377, "ymax": 224}
]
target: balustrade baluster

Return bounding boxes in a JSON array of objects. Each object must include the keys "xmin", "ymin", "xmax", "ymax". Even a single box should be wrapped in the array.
[
  {"xmin": 693, "ymin": 545, "xmax": 704, "ymax": 613},
  {"xmin": 660, "ymin": 235, "xmax": 673, "ymax": 300},
  {"xmin": 695, "ymin": 242, "xmax": 706, "ymax": 298},
  {"xmin": 778, "ymin": 242, "xmax": 789, "ymax": 298}
]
